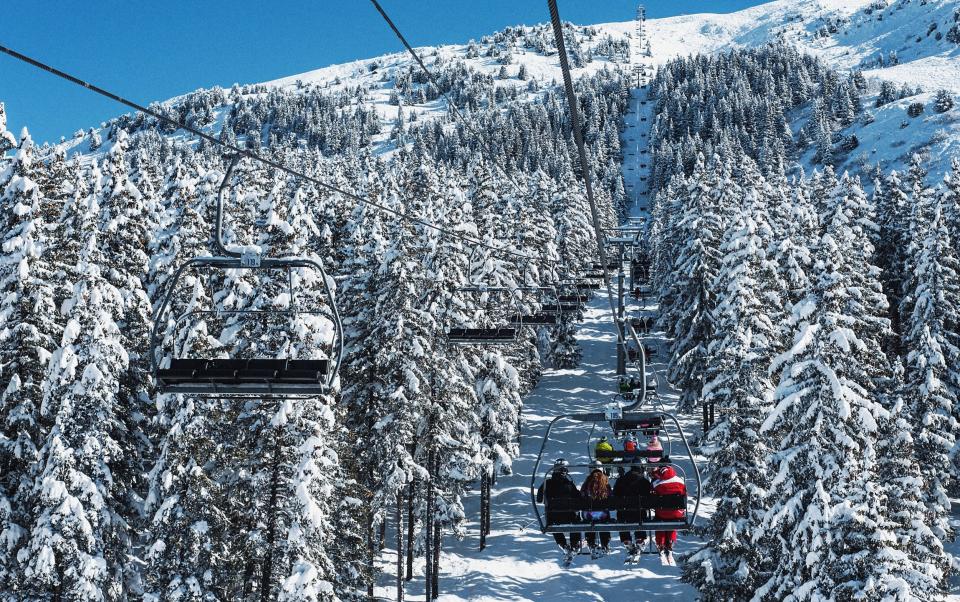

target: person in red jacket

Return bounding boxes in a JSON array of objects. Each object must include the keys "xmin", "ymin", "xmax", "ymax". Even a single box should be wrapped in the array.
[{"xmin": 650, "ymin": 458, "xmax": 686, "ymax": 556}]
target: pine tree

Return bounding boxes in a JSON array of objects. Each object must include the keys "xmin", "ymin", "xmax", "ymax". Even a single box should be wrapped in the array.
[
  {"xmin": 770, "ymin": 177, "xmax": 818, "ymax": 311},
  {"xmin": 0, "ymin": 104, "xmax": 15, "ymax": 156},
  {"xmin": 683, "ymin": 175, "xmax": 779, "ymax": 600},
  {"xmin": 754, "ymin": 172, "xmax": 900, "ymax": 601},
  {"xmin": 0, "ymin": 130, "xmax": 61, "ymax": 594},
  {"xmin": 17, "ymin": 193, "xmax": 134, "ymax": 600},
  {"xmin": 943, "ymin": 158, "xmax": 960, "ymax": 246},
  {"xmin": 902, "ymin": 198, "xmax": 960, "ymax": 568},
  {"xmin": 663, "ymin": 154, "xmax": 727, "ymax": 411},
  {"xmin": 875, "ymin": 365, "xmax": 952, "ymax": 598},
  {"xmin": 874, "ymin": 170, "xmax": 911, "ymax": 354}
]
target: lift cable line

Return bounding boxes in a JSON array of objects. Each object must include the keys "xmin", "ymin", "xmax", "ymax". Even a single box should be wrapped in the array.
[
  {"xmin": 544, "ymin": 0, "xmax": 630, "ymax": 369},
  {"xmin": 368, "ymin": 0, "xmax": 529, "ymax": 199},
  {"xmin": 0, "ymin": 43, "xmax": 539, "ymax": 263}
]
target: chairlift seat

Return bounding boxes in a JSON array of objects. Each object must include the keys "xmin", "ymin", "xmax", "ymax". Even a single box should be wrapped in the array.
[
  {"xmin": 540, "ymin": 303, "xmax": 581, "ymax": 314},
  {"xmin": 594, "ymin": 448, "xmax": 665, "ymax": 461},
  {"xmin": 157, "ymin": 358, "xmax": 330, "ymax": 395},
  {"xmin": 447, "ymin": 327, "xmax": 517, "ymax": 344},
  {"xmin": 610, "ymin": 415, "xmax": 663, "ymax": 432},
  {"xmin": 543, "ymin": 494, "xmax": 689, "ymax": 532},
  {"xmin": 547, "ymin": 494, "xmax": 686, "ymax": 513},
  {"xmin": 509, "ymin": 313, "xmax": 559, "ymax": 326}
]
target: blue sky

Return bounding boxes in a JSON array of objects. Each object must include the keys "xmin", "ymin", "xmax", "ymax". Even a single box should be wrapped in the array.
[{"xmin": 2, "ymin": 1, "xmax": 768, "ymax": 144}]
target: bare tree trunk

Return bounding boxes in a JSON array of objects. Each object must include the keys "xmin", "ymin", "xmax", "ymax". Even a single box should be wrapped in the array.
[
  {"xmin": 479, "ymin": 472, "xmax": 488, "ymax": 551},
  {"xmin": 405, "ymin": 479, "xmax": 415, "ymax": 581},
  {"xmin": 432, "ymin": 523, "xmax": 441, "ymax": 599},
  {"xmin": 484, "ymin": 471, "xmax": 492, "ymax": 536},
  {"xmin": 396, "ymin": 491, "xmax": 404, "ymax": 602},
  {"xmin": 425, "ymin": 448, "xmax": 434, "ymax": 600},
  {"xmin": 259, "ymin": 435, "xmax": 284, "ymax": 602},
  {"xmin": 367, "ymin": 512, "xmax": 376, "ymax": 599}
]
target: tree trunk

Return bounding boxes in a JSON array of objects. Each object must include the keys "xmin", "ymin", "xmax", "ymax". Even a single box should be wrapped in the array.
[
  {"xmin": 405, "ymin": 479, "xmax": 415, "ymax": 581},
  {"xmin": 367, "ymin": 511, "xmax": 376, "ymax": 599},
  {"xmin": 380, "ymin": 518, "xmax": 387, "ymax": 551},
  {"xmin": 479, "ymin": 472, "xmax": 488, "ymax": 551},
  {"xmin": 396, "ymin": 491, "xmax": 404, "ymax": 602},
  {"xmin": 425, "ymin": 448, "xmax": 434, "ymax": 600},
  {"xmin": 484, "ymin": 471, "xmax": 492, "ymax": 536},
  {"xmin": 432, "ymin": 523, "xmax": 441, "ymax": 599},
  {"xmin": 259, "ymin": 435, "xmax": 284, "ymax": 602}
]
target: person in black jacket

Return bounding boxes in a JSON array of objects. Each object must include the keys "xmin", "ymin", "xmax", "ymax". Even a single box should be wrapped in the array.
[
  {"xmin": 536, "ymin": 459, "xmax": 582, "ymax": 553},
  {"xmin": 613, "ymin": 464, "xmax": 653, "ymax": 555}
]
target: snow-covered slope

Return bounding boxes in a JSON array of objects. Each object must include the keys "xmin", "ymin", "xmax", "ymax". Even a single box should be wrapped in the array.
[{"xmin": 54, "ymin": 0, "xmax": 958, "ymax": 180}]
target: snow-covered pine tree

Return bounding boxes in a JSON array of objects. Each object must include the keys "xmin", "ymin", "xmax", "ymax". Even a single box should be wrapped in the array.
[
  {"xmin": 770, "ymin": 175, "xmax": 818, "ymax": 312},
  {"xmin": 99, "ymin": 130, "xmax": 154, "ymax": 501},
  {"xmin": 874, "ymin": 170, "xmax": 912, "ymax": 354},
  {"xmin": 942, "ymin": 158, "xmax": 960, "ymax": 250},
  {"xmin": 16, "ymin": 186, "xmax": 135, "ymax": 600},
  {"xmin": 753, "ymin": 171, "xmax": 902, "ymax": 601},
  {"xmin": 901, "ymin": 196, "xmax": 960, "ymax": 574},
  {"xmin": 663, "ymin": 154, "xmax": 727, "ymax": 411},
  {"xmin": 874, "ymin": 363, "xmax": 952, "ymax": 598},
  {"xmin": 683, "ymin": 167, "xmax": 780, "ymax": 600},
  {"xmin": 0, "ymin": 104, "xmax": 15, "ymax": 157},
  {"xmin": 0, "ymin": 130, "xmax": 62, "ymax": 594},
  {"xmin": 339, "ymin": 172, "xmax": 392, "ymax": 595},
  {"xmin": 228, "ymin": 166, "xmax": 343, "ymax": 601}
]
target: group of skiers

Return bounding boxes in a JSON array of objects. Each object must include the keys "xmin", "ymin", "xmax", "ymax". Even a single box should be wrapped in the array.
[{"xmin": 535, "ymin": 433, "xmax": 686, "ymax": 565}]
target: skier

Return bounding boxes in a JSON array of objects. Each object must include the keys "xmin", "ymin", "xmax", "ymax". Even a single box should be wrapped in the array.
[
  {"xmin": 651, "ymin": 457, "xmax": 686, "ymax": 565},
  {"xmin": 613, "ymin": 463, "xmax": 652, "ymax": 560},
  {"xmin": 536, "ymin": 458, "xmax": 582, "ymax": 563},
  {"xmin": 616, "ymin": 434, "xmax": 639, "ymax": 477},
  {"xmin": 580, "ymin": 464, "xmax": 613, "ymax": 558},
  {"xmin": 594, "ymin": 436, "xmax": 614, "ymax": 467},
  {"xmin": 645, "ymin": 434, "xmax": 663, "ymax": 463}
]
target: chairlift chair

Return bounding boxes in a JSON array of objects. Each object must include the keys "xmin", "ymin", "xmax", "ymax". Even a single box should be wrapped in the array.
[
  {"xmin": 448, "ymin": 285, "xmax": 559, "ymax": 345},
  {"xmin": 507, "ymin": 286, "xmax": 569, "ymax": 326},
  {"xmin": 531, "ymin": 411, "xmax": 701, "ymax": 534},
  {"xmin": 151, "ymin": 156, "xmax": 343, "ymax": 397}
]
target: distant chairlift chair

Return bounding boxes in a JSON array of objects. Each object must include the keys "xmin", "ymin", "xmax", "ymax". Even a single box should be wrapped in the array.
[{"xmin": 447, "ymin": 286, "xmax": 523, "ymax": 345}]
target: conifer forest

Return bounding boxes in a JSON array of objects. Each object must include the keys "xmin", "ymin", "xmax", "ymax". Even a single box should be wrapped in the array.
[{"xmin": 1, "ymin": 0, "xmax": 960, "ymax": 600}]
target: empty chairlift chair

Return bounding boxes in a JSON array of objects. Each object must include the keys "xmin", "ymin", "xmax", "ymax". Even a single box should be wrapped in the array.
[
  {"xmin": 508, "ymin": 286, "xmax": 576, "ymax": 327},
  {"xmin": 447, "ymin": 286, "xmax": 522, "ymax": 345},
  {"xmin": 151, "ymin": 156, "xmax": 343, "ymax": 397}
]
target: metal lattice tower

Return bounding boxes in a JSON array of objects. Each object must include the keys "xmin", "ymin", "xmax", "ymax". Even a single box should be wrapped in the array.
[{"xmin": 632, "ymin": 5, "xmax": 647, "ymax": 87}]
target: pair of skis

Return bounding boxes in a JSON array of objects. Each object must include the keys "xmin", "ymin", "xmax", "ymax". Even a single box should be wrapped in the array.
[
  {"xmin": 623, "ymin": 549, "xmax": 674, "ymax": 565},
  {"xmin": 560, "ymin": 546, "xmax": 674, "ymax": 566},
  {"xmin": 561, "ymin": 545, "xmax": 609, "ymax": 567}
]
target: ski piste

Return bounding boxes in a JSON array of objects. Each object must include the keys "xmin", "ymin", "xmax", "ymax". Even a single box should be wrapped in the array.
[{"xmin": 374, "ymin": 290, "xmax": 707, "ymax": 600}]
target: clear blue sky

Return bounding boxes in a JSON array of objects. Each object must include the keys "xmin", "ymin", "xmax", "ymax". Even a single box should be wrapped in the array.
[{"xmin": 2, "ymin": 1, "xmax": 767, "ymax": 144}]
